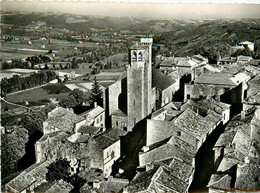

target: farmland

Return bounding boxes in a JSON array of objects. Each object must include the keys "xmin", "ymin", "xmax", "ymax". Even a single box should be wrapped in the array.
[{"xmin": 4, "ymin": 83, "xmax": 71, "ymax": 104}]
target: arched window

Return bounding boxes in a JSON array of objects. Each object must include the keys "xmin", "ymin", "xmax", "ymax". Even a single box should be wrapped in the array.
[
  {"xmin": 138, "ymin": 52, "xmax": 143, "ymax": 61},
  {"xmin": 132, "ymin": 51, "xmax": 137, "ymax": 61}
]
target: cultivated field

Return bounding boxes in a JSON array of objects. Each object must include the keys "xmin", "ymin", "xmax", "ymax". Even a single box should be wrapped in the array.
[{"xmin": 4, "ymin": 83, "xmax": 71, "ymax": 105}]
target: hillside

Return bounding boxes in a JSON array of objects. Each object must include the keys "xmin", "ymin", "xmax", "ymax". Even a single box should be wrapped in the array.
[{"xmin": 1, "ymin": 11, "xmax": 260, "ymax": 56}]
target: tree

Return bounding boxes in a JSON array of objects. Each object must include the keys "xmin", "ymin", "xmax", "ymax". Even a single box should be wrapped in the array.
[
  {"xmin": 22, "ymin": 110, "xmax": 47, "ymax": 136},
  {"xmin": 46, "ymin": 158, "xmax": 71, "ymax": 182},
  {"xmin": 89, "ymin": 76, "xmax": 103, "ymax": 106},
  {"xmin": 1, "ymin": 126, "xmax": 29, "ymax": 179},
  {"xmin": 59, "ymin": 96, "xmax": 77, "ymax": 108},
  {"xmin": 69, "ymin": 88, "xmax": 86, "ymax": 105}
]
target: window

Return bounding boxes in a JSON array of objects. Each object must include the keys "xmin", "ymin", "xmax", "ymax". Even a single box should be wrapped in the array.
[
  {"xmin": 107, "ymin": 152, "xmax": 109, "ymax": 158},
  {"xmin": 132, "ymin": 51, "xmax": 137, "ymax": 61},
  {"xmin": 116, "ymin": 121, "xmax": 119, "ymax": 126},
  {"xmin": 187, "ymin": 94, "xmax": 190, "ymax": 99},
  {"xmin": 138, "ymin": 52, "xmax": 143, "ymax": 61},
  {"xmin": 96, "ymin": 118, "xmax": 99, "ymax": 124},
  {"xmin": 133, "ymin": 99, "xmax": 135, "ymax": 107},
  {"xmin": 177, "ymin": 131, "xmax": 181, "ymax": 137},
  {"xmin": 100, "ymin": 115, "xmax": 102, "ymax": 121},
  {"xmin": 111, "ymin": 151, "xmax": 115, "ymax": 159},
  {"xmin": 71, "ymin": 167, "xmax": 74, "ymax": 172}
]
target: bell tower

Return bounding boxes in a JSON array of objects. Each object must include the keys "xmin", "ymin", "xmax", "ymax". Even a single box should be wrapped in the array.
[{"xmin": 127, "ymin": 38, "xmax": 153, "ymax": 130}]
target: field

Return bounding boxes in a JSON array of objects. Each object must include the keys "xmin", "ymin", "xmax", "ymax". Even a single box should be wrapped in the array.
[{"xmin": 4, "ymin": 83, "xmax": 71, "ymax": 104}]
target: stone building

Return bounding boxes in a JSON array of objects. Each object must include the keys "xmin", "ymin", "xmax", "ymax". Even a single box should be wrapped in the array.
[{"xmin": 105, "ymin": 38, "xmax": 179, "ymax": 131}]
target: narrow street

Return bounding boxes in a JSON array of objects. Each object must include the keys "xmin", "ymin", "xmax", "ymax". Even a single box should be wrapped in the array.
[
  {"xmin": 112, "ymin": 117, "xmax": 147, "ymax": 180},
  {"xmin": 189, "ymin": 122, "xmax": 227, "ymax": 192}
]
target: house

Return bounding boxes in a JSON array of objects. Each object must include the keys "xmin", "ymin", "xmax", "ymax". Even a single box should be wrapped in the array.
[
  {"xmin": 94, "ymin": 128, "xmax": 127, "ymax": 177},
  {"xmin": 237, "ymin": 55, "xmax": 253, "ymax": 64},
  {"xmin": 4, "ymin": 160, "xmax": 51, "ymax": 193},
  {"xmin": 239, "ymin": 41, "xmax": 255, "ymax": 51},
  {"xmin": 181, "ymin": 97, "xmax": 231, "ymax": 125},
  {"xmin": 125, "ymin": 157, "xmax": 194, "ymax": 193},
  {"xmin": 82, "ymin": 177, "xmax": 129, "ymax": 193},
  {"xmin": 34, "ymin": 179, "xmax": 74, "ymax": 193},
  {"xmin": 217, "ymin": 57, "xmax": 237, "ymax": 65},
  {"xmin": 79, "ymin": 104, "xmax": 105, "ymax": 128},
  {"xmin": 184, "ymin": 71, "xmax": 251, "ymax": 104},
  {"xmin": 139, "ymin": 135, "xmax": 196, "ymax": 167},
  {"xmin": 152, "ymin": 68, "xmax": 179, "ymax": 107},
  {"xmin": 35, "ymin": 127, "xmax": 126, "ymax": 177},
  {"xmin": 43, "ymin": 107, "xmax": 86, "ymax": 134}
]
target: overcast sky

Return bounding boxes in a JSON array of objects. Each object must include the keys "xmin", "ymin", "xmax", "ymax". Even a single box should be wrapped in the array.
[{"xmin": 2, "ymin": 1, "xmax": 260, "ymax": 19}]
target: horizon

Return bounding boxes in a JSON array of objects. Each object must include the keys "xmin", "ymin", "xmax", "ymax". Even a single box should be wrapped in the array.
[{"xmin": 2, "ymin": 1, "xmax": 260, "ymax": 20}]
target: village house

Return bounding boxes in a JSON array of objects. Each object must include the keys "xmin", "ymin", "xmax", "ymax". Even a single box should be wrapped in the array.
[
  {"xmin": 184, "ymin": 71, "xmax": 251, "ymax": 107},
  {"xmin": 36, "ymin": 126, "xmax": 126, "ymax": 177},
  {"xmin": 124, "ymin": 157, "xmax": 194, "ymax": 193},
  {"xmin": 79, "ymin": 104, "xmax": 105, "ymax": 128},
  {"xmin": 4, "ymin": 160, "xmax": 52, "ymax": 193},
  {"xmin": 43, "ymin": 107, "xmax": 86, "ymax": 134},
  {"xmin": 217, "ymin": 57, "xmax": 237, "ymax": 65},
  {"xmin": 239, "ymin": 40, "xmax": 255, "ymax": 51},
  {"xmin": 33, "ymin": 179, "xmax": 74, "ymax": 193},
  {"xmin": 208, "ymin": 108, "xmax": 260, "ymax": 192}
]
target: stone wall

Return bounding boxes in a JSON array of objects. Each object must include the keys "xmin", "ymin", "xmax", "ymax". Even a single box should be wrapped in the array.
[
  {"xmin": 108, "ymin": 80, "xmax": 122, "ymax": 116},
  {"xmin": 146, "ymin": 119, "xmax": 197, "ymax": 146}
]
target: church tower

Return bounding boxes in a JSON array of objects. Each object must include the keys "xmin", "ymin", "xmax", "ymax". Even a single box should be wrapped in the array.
[{"xmin": 127, "ymin": 38, "xmax": 154, "ymax": 130}]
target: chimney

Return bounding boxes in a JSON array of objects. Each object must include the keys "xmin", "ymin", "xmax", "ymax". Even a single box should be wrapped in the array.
[
  {"xmin": 94, "ymin": 102, "xmax": 97, "ymax": 108},
  {"xmin": 241, "ymin": 110, "xmax": 246, "ymax": 120}
]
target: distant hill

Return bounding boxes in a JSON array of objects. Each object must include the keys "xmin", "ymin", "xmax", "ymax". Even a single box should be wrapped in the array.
[{"xmin": 1, "ymin": 12, "xmax": 260, "ymax": 56}]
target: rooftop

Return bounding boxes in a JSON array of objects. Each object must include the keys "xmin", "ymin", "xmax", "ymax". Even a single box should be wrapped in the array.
[
  {"xmin": 194, "ymin": 72, "xmax": 237, "ymax": 86},
  {"xmin": 5, "ymin": 161, "xmax": 51, "ymax": 192},
  {"xmin": 46, "ymin": 107, "xmax": 85, "ymax": 133},
  {"xmin": 94, "ymin": 128, "xmax": 127, "ymax": 150},
  {"xmin": 111, "ymin": 109, "xmax": 127, "ymax": 117},
  {"xmin": 77, "ymin": 125, "xmax": 100, "ymax": 135},
  {"xmin": 239, "ymin": 40, "xmax": 255, "ymax": 45},
  {"xmin": 173, "ymin": 108, "xmax": 213, "ymax": 141},
  {"xmin": 152, "ymin": 68, "xmax": 176, "ymax": 90}
]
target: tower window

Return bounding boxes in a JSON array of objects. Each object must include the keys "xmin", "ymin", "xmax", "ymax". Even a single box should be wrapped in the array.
[
  {"xmin": 134, "ymin": 99, "xmax": 135, "ymax": 106},
  {"xmin": 138, "ymin": 52, "xmax": 143, "ymax": 61},
  {"xmin": 132, "ymin": 51, "xmax": 137, "ymax": 61},
  {"xmin": 177, "ymin": 131, "xmax": 181, "ymax": 136}
]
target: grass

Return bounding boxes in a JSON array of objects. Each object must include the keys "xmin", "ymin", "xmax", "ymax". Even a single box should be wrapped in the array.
[
  {"xmin": 42, "ymin": 83, "xmax": 71, "ymax": 94},
  {"xmin": 4, "ymin": 84, "xmax": 70, "ymax": 104}
]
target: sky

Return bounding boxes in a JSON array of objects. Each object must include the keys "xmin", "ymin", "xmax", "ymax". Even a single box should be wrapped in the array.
[{"xmin": 1, "ymin": 0, "xmax": 260, "ymax": 19}]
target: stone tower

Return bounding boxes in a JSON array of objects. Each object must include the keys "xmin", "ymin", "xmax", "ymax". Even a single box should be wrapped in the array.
[{"xmin": 127, "ymin": 38, "xmax": 154, "ymax": 130}]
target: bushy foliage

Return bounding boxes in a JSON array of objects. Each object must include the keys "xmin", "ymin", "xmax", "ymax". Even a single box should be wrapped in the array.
[
  {"xmin": 59, "ymin": 88, "xmax": 87, "ymax": 108},
  {"xmin": 46, "ymin": 158, "xmax": 71, "ymax": 182},
  {"xmin": 1, "ymin": 71, "xmax": 57, "ymax": 96},
  {"xmin": 21, "ymin": 110, "xmax": 47, "ymax": 136},
  {"xmin": 1, "ymin": 126, "xmax": 29, "ymax": 179}
]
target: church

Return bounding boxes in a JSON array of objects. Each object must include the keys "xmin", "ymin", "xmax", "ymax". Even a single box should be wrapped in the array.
[{"xmin": 104, "ymin": 38, "xmax": 179, "ymax": 131}]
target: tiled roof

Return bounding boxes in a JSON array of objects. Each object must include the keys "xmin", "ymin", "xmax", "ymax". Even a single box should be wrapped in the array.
[
  {"xmin": 194, "ymin": 72, "xmax": 237, "ymax": 86},
  {"xmin": 94, "ymin": 128, "xmax": 127, "ymax": 150},
  {"xmin": 96, "ymin": 177, "xmax": 129, "ymax": 193},
  {"xmin": 181, "ymin": 97, "xmax": 230, "ymax": 116},
  {"xmin": 208, "ymin": 174, "xmax": 232, "ymax": 190},
  {"xmin": 139, "ymin": 143, "xmax": 194, "ymax": 166},
  {"xmin": 235, "ymin": 163, "xmax": 260, "ymax": 190},
  {"xmin": 77, "ymin": 125, "xmax": 100, "ymax": 135},
  {"xmin": 176, "ymin": 58, "xmax": 197, "ymax": 68},
  {"xmin": 152, "ymin": 68, "xmax": 176, "ymax": 90},
  {"xmin": 47, "ymin": 107, "xmax": 85, "ymax": 133},
  {"xmin": 173, "ymin": 108, "xmax": 213, "ymax": 140},
  {"xmin": 215, "ymin": 131, "xmax": 236, "ymax": 147},
  {"xmin": 34, "ymin": 179, "xmax": 73, "ymax": 193},
  {"xmin": 37, "ymin": 131, "xmax": 69, "ymax": 143},
  {"xmin": 111, "ymin": 109, "xmax": 127, "ymax": 117},
  {"xmin": 80, "ymin": 106, "xmax": 105, "ymax": 118},
  {"xmin": 237, "ymin": 55, "xmax": 253, "ymax": 61},
  {"xmin": 5, "ymin": 161, "xmax": 51, "ymax": 192}
]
